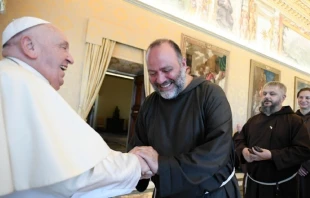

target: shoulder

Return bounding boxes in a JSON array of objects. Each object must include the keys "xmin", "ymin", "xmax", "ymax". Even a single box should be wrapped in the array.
[
  {"xmin": 0, "ymin": 59, "xmax": 31, "ymax": 80},
  {"xmin": 289, "ymin": 113, "xmax": 304, "ymax": 124},
  {"xmin": 197, "ymin": 80, "xmax": 226, "ymax": 97}
]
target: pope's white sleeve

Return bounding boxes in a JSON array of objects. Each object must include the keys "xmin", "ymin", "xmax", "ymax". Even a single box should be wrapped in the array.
[{"xmin": 47, "ymin": 150, "xmax": 141, "ymax": 198}]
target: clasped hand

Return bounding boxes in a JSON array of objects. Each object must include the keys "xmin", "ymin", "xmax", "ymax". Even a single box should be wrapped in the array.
[
  {"xmin": 242, "ymin": 147, "xmax": 271, "ymax": 163},
  {"xmin": 298, "ymin": 166, "xmax": 309, "ymax": 177},
  {"xmin": 129, "ymin": 146, "xmax": 159, "ymax": 180}
]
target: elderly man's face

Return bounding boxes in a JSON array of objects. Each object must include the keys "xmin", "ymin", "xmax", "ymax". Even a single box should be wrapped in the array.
[
  {"xmin": 36, "ymin": 25, "xmax": 74, "ymax": 90},
  {"xmin": 147, "ymin": 42, "xmax": 186, "ymax": 99}
]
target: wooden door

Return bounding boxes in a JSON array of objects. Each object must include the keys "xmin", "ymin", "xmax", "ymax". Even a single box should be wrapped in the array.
[{"xmin": 127, "ymin": 75, "xmax": 145, "ymax": 146}]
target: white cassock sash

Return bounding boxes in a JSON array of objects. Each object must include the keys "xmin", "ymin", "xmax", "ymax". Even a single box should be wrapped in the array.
[{"xmin": 0, "ymin": 58, "xmax": 111, "ymax": 196}]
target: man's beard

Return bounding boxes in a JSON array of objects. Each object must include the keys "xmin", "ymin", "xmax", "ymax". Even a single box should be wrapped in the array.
[
  {"xmin": 260, "ymin": 98, "xmax": 281, "ymax": 115},
  {"xmin": 152, "ymin": 67, "xmax": 186, "ymax": 99}
]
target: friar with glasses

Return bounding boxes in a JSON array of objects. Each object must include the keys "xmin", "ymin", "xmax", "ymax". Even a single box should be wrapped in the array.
[{"xmin": 235, "ymin": 81, "xmax": 310, "ymax": 198}]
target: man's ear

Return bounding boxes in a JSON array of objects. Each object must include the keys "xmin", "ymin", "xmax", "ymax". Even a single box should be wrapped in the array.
[
  {"xmin": 182, "ymin": 57, "xmax": 187, "ymax": 68},
  {"xmin": 20, "ymin": 36, "xmax": 38, "ymax": 59}
]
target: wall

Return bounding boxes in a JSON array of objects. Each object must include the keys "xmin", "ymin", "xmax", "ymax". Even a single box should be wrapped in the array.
[
  {"xmin": 1, "ymin": 0, "xmax": 310, "ymax": 129},
  {"xmin": 97, "ymin": 75, "xmax": 133, "ymax": 130}
]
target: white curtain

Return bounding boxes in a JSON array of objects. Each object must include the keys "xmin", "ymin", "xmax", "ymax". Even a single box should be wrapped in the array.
[
  {"xmin": 143, "ymin": 50, "xmax": 154, "ymax": 97},
  {"xmin": 78, "ymin": 38, "xmax": 116, "ymax": 119}
]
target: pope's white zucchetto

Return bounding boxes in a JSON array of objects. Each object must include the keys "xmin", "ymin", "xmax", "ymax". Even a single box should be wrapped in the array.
[{"xmin": 2, "ymin": 16, "xmax": 50, "ymax": 46}]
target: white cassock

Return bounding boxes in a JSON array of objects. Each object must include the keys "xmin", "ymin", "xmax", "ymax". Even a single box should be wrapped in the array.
[{"xmin": 0, "ymin": 58, "xmax": 141, "ymax": 198}]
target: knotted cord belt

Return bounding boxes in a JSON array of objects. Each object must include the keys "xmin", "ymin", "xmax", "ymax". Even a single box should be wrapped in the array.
[
  {"xmin": 205, "ymin": 168, "xmax": 235, "ymax": 194},
  {"xmin": 244, "ymin": 172, "xmax": 297, "ymax": 194}
]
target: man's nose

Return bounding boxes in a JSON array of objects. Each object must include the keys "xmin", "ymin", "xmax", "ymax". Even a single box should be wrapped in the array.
[
  {"xmin": 156, "ymin": 73, "xmax": 166, "ymax": 84},
  {"xmin": 67, "ymin": 52, "xmax": 74, "ymax": 64}
]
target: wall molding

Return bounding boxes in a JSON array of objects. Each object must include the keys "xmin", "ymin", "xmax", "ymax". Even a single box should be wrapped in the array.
[{"xmin": 124, "ymin": 0, "xmax": 309, "ymax": 75}]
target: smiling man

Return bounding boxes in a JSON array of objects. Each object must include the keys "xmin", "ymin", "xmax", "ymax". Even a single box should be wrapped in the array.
[
  {"xmin": 128, "ymin": 39, "xmax": 240, "ymax": 198},
  {"xmin": 235, "ymin": 81, "xmax": 310, "ymax": 198},
  {"xmin": 296, "ymin": 87, "xmax": 310, "ymax": 198},
  {"xmin": 0, "ymin": 16, "xmax": 150, "ymax": 198}
]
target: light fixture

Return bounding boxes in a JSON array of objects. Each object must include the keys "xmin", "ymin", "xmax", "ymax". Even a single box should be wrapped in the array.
[{"xmin": 0, "ymin": 0, "xmax": 6, "ymax": 14}]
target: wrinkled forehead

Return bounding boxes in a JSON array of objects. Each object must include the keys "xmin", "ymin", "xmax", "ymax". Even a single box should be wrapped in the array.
[{"xmin": 37, "ymin": 24, "xmax": 69, "ymax": 44}]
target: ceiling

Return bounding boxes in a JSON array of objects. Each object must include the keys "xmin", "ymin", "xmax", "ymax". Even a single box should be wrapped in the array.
[
  {"xmin": 107, "ymin": 0, "xmax": 310, "ymax": 77},
  {"xmin": 264, "ymin": 0, "xmax": 310, "ymax": 33}
]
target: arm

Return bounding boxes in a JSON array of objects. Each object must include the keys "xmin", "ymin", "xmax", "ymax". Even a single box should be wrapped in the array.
[
  {"xmin": 47, "ymin": 150, "xmax": 141, "ymax": 198},
  {"xmin": 271, "ymin": 117, "xmax": 310, "ymax": 170},
  {"xmin": 234, "ymin": 123, "xmax": 248, "ymax": 164}
]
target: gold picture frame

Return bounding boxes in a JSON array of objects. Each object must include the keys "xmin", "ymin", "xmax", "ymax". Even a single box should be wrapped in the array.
[
  {"xmin": 180, "ymin": 34, "xmax": 229, "ymax": 92},
  {"xmin": 294, "ymin": 77, "xmax": 310, "ymax": 111},
  {"xmin": 247, "ymin": 60, "xmax": 281, "ymax": 119}
]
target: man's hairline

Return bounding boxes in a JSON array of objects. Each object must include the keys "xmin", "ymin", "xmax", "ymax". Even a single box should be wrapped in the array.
[{"xmin": 145, "ymin": 41, "xmax": 184, "ymax": 70}]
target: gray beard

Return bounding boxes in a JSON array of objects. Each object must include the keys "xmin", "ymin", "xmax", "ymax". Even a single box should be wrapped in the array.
[
  {"xmin": 260, "ymin": 100, "xmax": 280, "ymax": 115},
  {"xmin": 152, "ymin": 67, "xmax": 186, "ymax": 99}
]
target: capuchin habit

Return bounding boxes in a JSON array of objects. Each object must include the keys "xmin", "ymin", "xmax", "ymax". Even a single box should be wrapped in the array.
[
  {"xmin": 0, "ymin": 17, "xmax": 141, "ymax": 198},
  {"xmin": 129, "ymin": 77, "xmax": 240, "ymax": 198}
]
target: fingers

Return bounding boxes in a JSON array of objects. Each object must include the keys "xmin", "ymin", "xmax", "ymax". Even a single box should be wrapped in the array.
[
  {"xmin": 140, "ymin": 171, "xmax": 154, "ymax": 180},
  {"xmin": 242, "ymin": 147, "xmax": 254, "ymax": 162},
  {"xmin": 136, "ymin": 155, "xmax": 150, "ymax": 171},
  {"xmin": 251, "ymin": 147, "xmax": 271, "ymax": 161},
  {"xmin": 132, "ymin": 146, "xmax": 159, "ymax": 174},
  {"xmin": 298, "ymin": 167, "xmax": 309, "ymax": 176},
  {"xmin": 129, "ymin": 146, "xmax": 140, "ymax": 154}
]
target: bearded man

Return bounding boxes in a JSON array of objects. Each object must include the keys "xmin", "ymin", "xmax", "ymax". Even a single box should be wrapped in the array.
[
  {"xmin": 128, "ymin": 39, "xmax": 240, "ymax": 198},
  {"xmin": 235, "ymin": 81, "xmax": 310, "ymax": 198}
]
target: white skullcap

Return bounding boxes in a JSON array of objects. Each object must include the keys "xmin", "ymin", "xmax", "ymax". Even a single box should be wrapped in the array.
[{"xmin": 2, "ymin": 16, "xmax": 50, "ymax": 46}]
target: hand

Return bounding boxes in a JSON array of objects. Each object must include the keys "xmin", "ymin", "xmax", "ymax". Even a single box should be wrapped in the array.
[
  {"xmin": 131, "ymin": 146, "xmax": 159, "ymax": 174},
  {"xmin": 129, "ymin": 147, "xmax": 153, "ymax": 179},
  {"xmin": 242, "ymin": 147, "xmax": 271, "ymax": 162},
  {"xmin": 242, "ymin": 147, "xmax": 255, "ymax": 163},
  {"xmin": 298, "ymin": 166, "xmax": 309, "ymax": 177},
  {"xmin": 251, "ymin": 147, "xmax": 271, "ymax": 161}
]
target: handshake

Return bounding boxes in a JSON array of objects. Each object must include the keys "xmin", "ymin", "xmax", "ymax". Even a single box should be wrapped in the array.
[{"xmin": 130, "ymin": 146, "xmax": 159, "ymax": 180}]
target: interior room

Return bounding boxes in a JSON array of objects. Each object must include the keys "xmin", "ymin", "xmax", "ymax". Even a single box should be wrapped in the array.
[
  {"xmin": 93, "ymin": 57, "xmax": 143, "ymax": 153},
  {"xmin": 1, "ymin": 0, "xmax": 310, "ymax": 197}
]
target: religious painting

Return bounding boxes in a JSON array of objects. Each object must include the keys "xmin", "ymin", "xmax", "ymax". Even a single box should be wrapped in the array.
[
  {"xmin": 247, "ymin": 60, "xmax": 280, "ymax": 119},
  {"xmin": 180, "ymin": 34, "xmax": 230, "ymax": 92},
  {"xmin": 279, "ymin": 20, "xmax": 310, "ymax": 72},
  {"xmin": 213, "ymin": 0, "xmax": 234, "ymax": 31},
  {"xmin": 294, "ymin": 77, "xmax": 310, "ymax": 111},
  {"xmin": 129, "ymin": 0, "xmax": 310, "ymax": 75}
]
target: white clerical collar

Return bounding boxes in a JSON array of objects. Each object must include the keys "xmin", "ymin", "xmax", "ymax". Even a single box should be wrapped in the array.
[{"xmin": 6, "ymin": 57, "xmax": 49, "ymax": 84}]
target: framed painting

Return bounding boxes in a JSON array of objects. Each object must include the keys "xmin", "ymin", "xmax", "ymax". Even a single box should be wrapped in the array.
[
  {"xmin": 180, "ymin": 34, "xmax": 229, "ymax": 92},
  {"xmin": 294, "ymin": 77, "xmax": 310, "ymax": 111},
  {"xmin": 247, "ymin": 60, "xmax": 281, "ymax": 119}
]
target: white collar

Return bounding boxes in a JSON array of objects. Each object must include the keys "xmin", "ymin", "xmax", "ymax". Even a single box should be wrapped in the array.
[{"xmin": 6, "ymin": 57, "xmax": 49, "ymax": 84}]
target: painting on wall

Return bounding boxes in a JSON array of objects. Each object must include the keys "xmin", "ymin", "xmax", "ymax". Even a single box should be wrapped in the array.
[
  {"xmin": 180, "ymin": 34, "xmax": 229, "ymax": 92},
  {"xmin": 280, "ymin": 22, "xmax": 310, "ymax": 72},
  {"xmin": 294, "ymin": 77, "xmax": 310, "ymax": 111},
  {"xmin": 247, "ymin": 60, "xmax": 281, "ymax": 119},
  {"xmin": 129, "ymin": 0, "xmax": 310, "ymax": 75}
]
